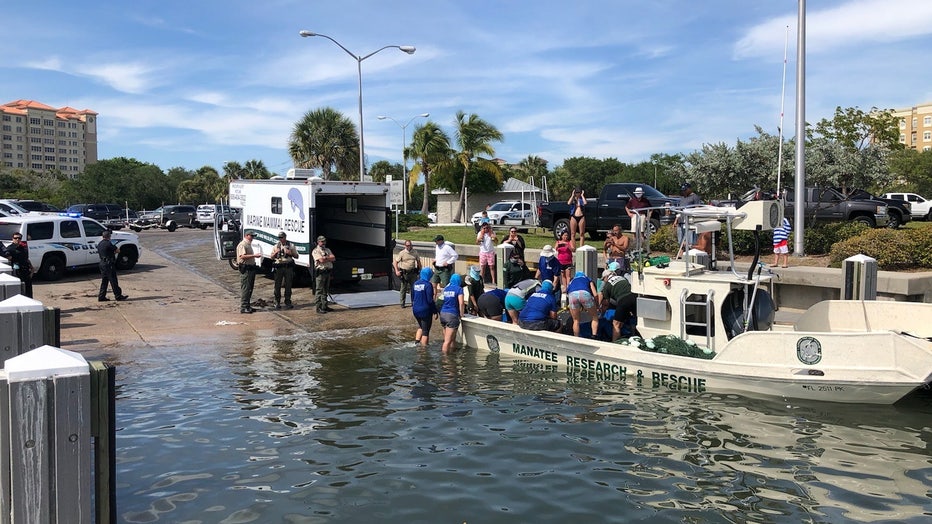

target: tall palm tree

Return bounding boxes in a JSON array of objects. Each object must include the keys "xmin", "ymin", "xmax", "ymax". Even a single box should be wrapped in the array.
[
  {"xmin": 288, "ymin": 107, "xmax": 359, "ymax": 180},
  {"xmin": 407, "ymin": 121, "xmax": 452, "ymax": 215},
  {"xmin": 223, "ymin": 161, "xmax": 245, "ymax": 180},
  {"xmin": 451, "ymin": 111, "xmax": 504, "ymax": 222}
]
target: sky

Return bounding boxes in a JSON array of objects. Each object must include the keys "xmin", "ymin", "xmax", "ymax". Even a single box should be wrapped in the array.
[{"xmin": 4, "ymin": 0, "xmax": 932, "ymax": 177}]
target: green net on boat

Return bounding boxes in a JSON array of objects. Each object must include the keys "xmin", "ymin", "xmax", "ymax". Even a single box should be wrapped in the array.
[{"xmin": 616, "ymin": 334, "xmax": 715, "ymax": 359}]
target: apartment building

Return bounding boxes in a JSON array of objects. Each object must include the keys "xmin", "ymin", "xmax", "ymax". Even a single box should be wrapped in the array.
[
  {"xmin": 894, "ymin": 102, "xmax": 932, "ymax": 152},
  {"xmin": 0, "ymin": 99, "xmax": 98, "ymax": 175}
]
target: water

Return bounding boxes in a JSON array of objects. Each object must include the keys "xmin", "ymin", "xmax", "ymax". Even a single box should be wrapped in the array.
[{"xmin": 103, "ymin": 331, "xmax": 932, "ymax": 523}]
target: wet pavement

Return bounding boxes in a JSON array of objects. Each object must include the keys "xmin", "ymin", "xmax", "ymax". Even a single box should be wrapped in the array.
[{"xmin": 32, "ymin": 228, "xmax": 411, "ymax": 353}]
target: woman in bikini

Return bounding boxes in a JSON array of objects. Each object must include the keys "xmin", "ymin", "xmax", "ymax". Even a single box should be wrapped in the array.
[{"xmin": 567, "ymin": 187, "xmax": 587, "ymax": 246}]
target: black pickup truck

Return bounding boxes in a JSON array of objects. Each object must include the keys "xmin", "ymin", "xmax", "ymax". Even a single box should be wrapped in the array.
[
  {"xmin": 785, "ymin": 187, "xmax": 890, "ymax": 228},
  {"xmin": 538, "ymin": 183, "xmax": 678, "ymax": 240}
]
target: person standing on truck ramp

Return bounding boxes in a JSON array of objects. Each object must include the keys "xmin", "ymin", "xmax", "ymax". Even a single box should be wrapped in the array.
[
  {"xmin": 271, "ymin": 231, "xmax": 298, "ymax": 309},
  {"xmin": 432, "ymin": 234, "xmax": 458, "ymax": 294},
  {"xmin": 312, "ymin": 235, "xmax": 336, "ymax": 314},
  {"xmin": 97, "ymin": 229, "xmax": 128, "ymax": 303},
  {"xmin": 393, "ymin": 239, "xmax": 421, "ymax": 308},
  {"xmin": 567, "ymin": 187, "xmax": 588, "ymax": 246},
  {"xmin": 236, "ymin": 231, "xmax": 260, "ymax": 313}
]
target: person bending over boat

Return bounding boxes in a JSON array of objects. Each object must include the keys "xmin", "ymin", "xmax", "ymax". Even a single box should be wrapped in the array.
[
  {"xmin": 518, "ymin": 280, "xmax": 561, "ymax": 331},
  {"xmin": 440, "ymin": 273, "xmax": 465, "ymax": 353},
  {"xmin": 464, "ymin": 265, "xmax": 485, "ymax": 315},
  {"xmin": 566, "ymin": 271, "xmax": 600, "ymax": 337},
  {"xmin": 477, "ymin": 287, "xmax": 508, "ymax": 321},
  {"xmin": 600, "ymin": 269, "xmax": 638, "ymax": 341},
  {"xmin": 505, "ymin": 278, "xmax": 541, "ymax": 323},
  {"xmin": 411, "ymin": 267, "xmax": 439, "ymax": 347}
]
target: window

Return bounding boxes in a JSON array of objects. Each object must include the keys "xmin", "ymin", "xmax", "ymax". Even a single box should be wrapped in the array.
[
  {"xmin": 925, "ymin": 131, "xmax": 932, "ymax": 142},
  {"xmin": 899, "ymin": 118, "xmax": 907, "ymax": 129},
  {"xmin": 60, "ymin": 220, "xmax": 81, "ymax": 238},
  {"xmin": 29, "ymin": 118, "xmax": 40, "ymax": 125},
  {"xmin": 82, "ymin": 219, "xmax": 106, "ymax": 237},
  {"xmin": 271, "ymin": 197, "xmax": 283, "ymax": 214},
  {"xmin": 913, "ymin": 117, "xmax": 918, "ymax": 128},
  {"xmin": 925, "ymin": 116, "xmax": 932, "ymax": 126},
  {"xmin": 26, "ymin": 221, "xmax": 54, "ymax": 240}
]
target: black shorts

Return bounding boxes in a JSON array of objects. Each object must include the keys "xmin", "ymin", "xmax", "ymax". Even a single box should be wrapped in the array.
[
  {"xmin": 477, "ymin": 293, "xmax": 504, "ymax": 319},
  {"xmin": 415, "ymin": 314, "xmax": 433, "ymax": 333}
]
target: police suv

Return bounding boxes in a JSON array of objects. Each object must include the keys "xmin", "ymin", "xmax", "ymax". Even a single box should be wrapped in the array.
[{"xmin": 0, "ymin": 215, "xmax": 141, "ymax": 281}]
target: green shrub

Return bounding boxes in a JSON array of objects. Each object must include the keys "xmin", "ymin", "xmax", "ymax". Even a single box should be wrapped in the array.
[
  {"xmin": 649, "ymin": 225, "xmax": 679, "ymax": 253},
  {"xmin": 804, "ymin": 221, "xmax": 869, "ymax": 255},
  {"xmin": 393, "ymin": 212, "xmax": 430, "ymax": 232},
  {"xmin": 829, "ymin": 227, "xmax": 921, "ymax": 270}
]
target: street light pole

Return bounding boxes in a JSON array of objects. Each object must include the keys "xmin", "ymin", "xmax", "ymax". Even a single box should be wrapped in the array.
[
  {"xmin": 378, "ymin": 113, "xmax": 429, "ymax": 214},
  {"xmin": 299, "ymin": 30, "xmax": 416, "ymax": 181}
]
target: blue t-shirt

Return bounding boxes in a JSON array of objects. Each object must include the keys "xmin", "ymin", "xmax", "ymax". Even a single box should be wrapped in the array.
[
  {"xmin": 566, "ymin": 274, "xmax": 593, "ymax": 294},
  {"xmin": 440, "ymin": 284, "xmax": 464, "ymax": 314},
  {"xmin": 519, "ymin": 291, "xmax": 557, "ymax": 322},
  {"xmin": 537, "ymin": 255, "xmax": 560, "ymax": 282},
  {"xmin": 411, "ymin": 278, "xmax": 437, "ymax": 318}
]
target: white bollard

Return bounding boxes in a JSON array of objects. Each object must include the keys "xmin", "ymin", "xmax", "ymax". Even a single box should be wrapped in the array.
[{"xmin": 1, "ymin": 345, "xmax": 91, "ymax": 523}]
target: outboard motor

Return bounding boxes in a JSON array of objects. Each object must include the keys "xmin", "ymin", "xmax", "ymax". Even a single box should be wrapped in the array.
[{"xmin": 721, "ymin": 287, "xmax": 775, "ymax": 339}]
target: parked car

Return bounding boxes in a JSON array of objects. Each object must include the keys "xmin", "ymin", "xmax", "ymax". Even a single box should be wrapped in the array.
[
  {"xmin": 538, "ymin": 183, "xmax": 679, "ymax": 240},
  {"xmin": 0, "ymin": 214, "xmax": 141, "ymax": 280},
  {"xmin": 65, "ymin": 203, "xmax": 126, "ymax": 222},
  {"xmin": 842, "ymin": 189, "xmax": 910, "ymax": 229},
  {"xmin": 8, "ymin": 200, "xmax": 61, "ymax": 213},
  {"xmin": 131, "ymin": 205, "xmax": 197, "ymax": 232},
  {"xmin": 882, "ymin": 192, "xmax": 932, "ymax": 220},
  {"xmin": 195, "ymin": 204, "xmax": 233, "ymax": 229},
  {"xmin": 0, "ymin": 200, "xmax": 31, "ymax": 217},
  {"xmin": 470, "ymin": 201, "xmax": 536, "ymax": 226},
  {"xmin": 784, "ymin": 187, "xmax": 889, "ymax": 228}
]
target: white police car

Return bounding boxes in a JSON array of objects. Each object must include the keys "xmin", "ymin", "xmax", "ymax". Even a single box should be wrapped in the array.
[{"xmin": 0, "ymin": 214, "xmax": 141, "ymax": 280}]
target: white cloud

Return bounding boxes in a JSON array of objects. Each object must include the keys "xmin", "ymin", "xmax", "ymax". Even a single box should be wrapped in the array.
[{"xmin": 735, "ymin": 0, "xmax": 932, "ymax": 59}]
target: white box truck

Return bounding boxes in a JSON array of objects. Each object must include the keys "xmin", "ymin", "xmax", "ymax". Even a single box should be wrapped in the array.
[{"xmin": 219, "ymin": 177, "xmax": 393, "ymax": 289}]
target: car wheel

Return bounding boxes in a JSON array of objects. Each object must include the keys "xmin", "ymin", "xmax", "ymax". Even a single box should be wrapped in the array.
[
  {"xmin": 39, "ymin": 254, "xmax": 66, "ymax": 281},
  {"xmin": 166, "ymin": 221, "xmax": 177, "ymax": 232},
  {"xmin": 886, "ymin": 212, "xmax": 902, "ymax": 229},
  {"xmin": 853, "ymin": 215, "xmax": 876, "ymax": 228},
  {"xmin": 116, "ymin": 247, "xmax": 138, "ymax": 270},
  {"xmin": 553, "ymin": 218, "xmax": 571, "ymax": 240}
]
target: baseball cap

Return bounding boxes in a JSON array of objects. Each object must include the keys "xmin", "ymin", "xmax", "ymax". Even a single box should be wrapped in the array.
[
  {"xmin": 316, "ymin": 235, "xmax": 326, "ymax": 242},
  {"xmin": 634, "ymin": 187, "xmax": 644, "ymax": 195},
  {"xmin": 433, "ymin": 234, "xmax": 444, "ymax": 242},
  {"xmin": 278, "ymin": 231, "xmax": 287, "ymax": 238},
  {"xmin": 681, "ymin": 182, "xmax": 691, "ymax": 191}
]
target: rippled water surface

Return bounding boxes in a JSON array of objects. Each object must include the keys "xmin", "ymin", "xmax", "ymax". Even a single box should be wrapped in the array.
[{"xmin": 104, "ymin": 331, "xmax": 932, "ymax": 523}]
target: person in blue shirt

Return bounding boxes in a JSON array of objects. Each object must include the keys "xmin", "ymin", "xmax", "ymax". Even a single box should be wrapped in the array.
[
  {"xmin": 518, "ymin": 280, "xmax": 561, "ymax": 331},
  {"xmin": 477, "ymin": 287, "xmax": 508, "ymax": 321},
  {"xmin": 566, "ymin": 271, "xmax": 599, "ymax": 337},
  {"xmin": 412, "ymin": 267, "xmax": 438, "ymax": 347},
  {"xmin": 535, "ymin": 244, "xmax": 561, "ymax": 300},
  {"xmin": 440, "ymin": 273, "xmax": 465, "ymax": 353}
]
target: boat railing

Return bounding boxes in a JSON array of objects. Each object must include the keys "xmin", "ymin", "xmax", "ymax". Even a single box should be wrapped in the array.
[
  {"xmin": 673, "ymin": 205, "xmax": 751, "ymax": 279},
  {"xmin": 680, "ymin": 288, "xmax": 716, "ymax": 350}
]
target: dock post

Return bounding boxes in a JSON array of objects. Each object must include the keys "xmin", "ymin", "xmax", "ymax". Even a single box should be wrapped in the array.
[{"xmin": 0, "ymin": 345, "xmax": 92, "ymax": 523}]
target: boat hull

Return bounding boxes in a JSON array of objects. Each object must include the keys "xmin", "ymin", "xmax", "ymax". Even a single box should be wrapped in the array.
[{"xmin": 459, "ymin": 316, "xmax": 932, "ymax": 405}]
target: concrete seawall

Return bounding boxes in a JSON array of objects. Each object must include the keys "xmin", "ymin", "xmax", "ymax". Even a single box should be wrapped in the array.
[{"xmin": 410, "ymin": 241, "xmax": 932, "ymax": 309}]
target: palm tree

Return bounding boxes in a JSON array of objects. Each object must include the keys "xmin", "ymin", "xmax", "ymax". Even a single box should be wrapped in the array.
[
  {"xmin": 451, "ymin": 111, "xmax": 504, "ymax": 222},
  {"xmin": 407, "ymin": 121, "xmax": 452, "ymax": 215},
  {"xmin": 223, "ymin": 161, "xmax": 245, "ymax": 180},
  {"xmin": 513, "ymin": 155, "xmax": 549, "ymax": 183},
  {"xmin": 242, "ymin": 159, "xmax": 271, "ymax": 180},
  {"xmin": 288, "ymin": 107, "xmax": 359, "ymax": 180}
]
